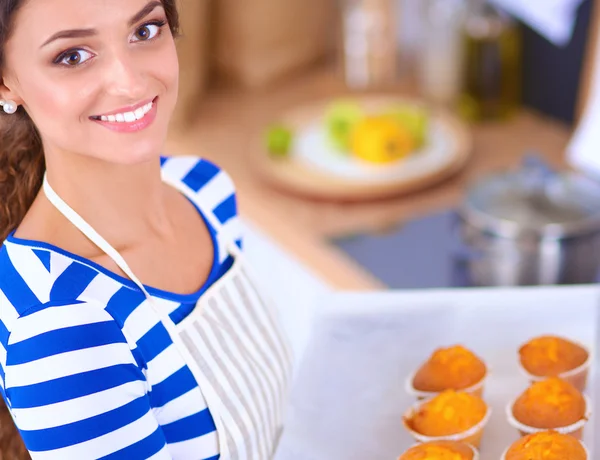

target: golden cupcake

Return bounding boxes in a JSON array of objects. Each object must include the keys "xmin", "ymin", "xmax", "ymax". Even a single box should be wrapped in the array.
[
  {"xmin": 519, "ymin": 336, "xmax": 588, "ymax": 376},
  {"xmin": 411, "ymin": 345, "xmax": 487, "ymax": 394},
  {"xmin": 403, "ymin": 390, "xmax": 490, "ymax": 448},
  {"xmin": 511, "ymin": 378, "xmax": 586, "ymax": 430},
  {"xmin": 508, "ymin": 378, "xmax": 590, "ymax": 441},
  {"xmin": 504, "ymin": 431, "xmax": 588, "ymax": 460},
  {"xmin": 399, "ymin": 441, "xmax": 476, "ymax": 460}
]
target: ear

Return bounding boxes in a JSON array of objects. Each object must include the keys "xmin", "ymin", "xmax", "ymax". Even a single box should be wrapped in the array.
[{"xmin": 0, "ymin": 76, "xmax": 23, "ymax": 106}]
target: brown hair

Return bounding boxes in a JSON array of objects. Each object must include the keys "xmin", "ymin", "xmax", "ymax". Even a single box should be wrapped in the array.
[
  {"xmin": 0, "ymin": 0, "xmax": 180, "ymax": 242},
  {"xmin": 0, "ymin": 3, "xmax": 179, "ymax": 456}
]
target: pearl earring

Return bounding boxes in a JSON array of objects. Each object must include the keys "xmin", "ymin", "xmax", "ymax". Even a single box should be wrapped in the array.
[{"xmin": 0, "ymin": 100, "xmax": 17, "ymax": 114}]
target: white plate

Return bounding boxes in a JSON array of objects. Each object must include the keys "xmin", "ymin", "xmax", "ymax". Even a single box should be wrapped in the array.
[{"xmin": 294, "ymin": 117, "xmax": 459, "ymax": 184}]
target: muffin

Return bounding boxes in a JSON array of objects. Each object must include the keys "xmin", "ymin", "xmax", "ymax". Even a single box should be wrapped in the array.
[
  {"xmin": 408, "ymin": 345, "xmax": 487, "ymax": 398},
  {"xmin": 508, "ymin": 377, "xmax": 590, "ymax": 439},
  {"xmin": 519, "ymin": 336, "xmax": 590, "ymax": 391},
  {"xmin": 503, "ymin": 430, "xmax": 588, "ymax": 460},
  {"xmin": 399, "ymin": 441, "xmax": 477, "ymax": 460},
  {"xmin": 403, "ymin": 390, "xmax": 490, "ymax": 448}
]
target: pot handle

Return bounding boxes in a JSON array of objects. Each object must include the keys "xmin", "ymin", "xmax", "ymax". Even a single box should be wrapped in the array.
[
  {"xmin": 448, "ymin": 211, "xmax": 480, "ymax": 286},
  {"xmin": 449, "ymin": 210, "xmax": 483, "ymax": 260}
]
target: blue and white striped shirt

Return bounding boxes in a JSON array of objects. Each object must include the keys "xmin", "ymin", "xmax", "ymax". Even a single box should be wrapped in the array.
[{"xmin": 0, "ymin": 156, "xmax": 242, "ymax": 459}]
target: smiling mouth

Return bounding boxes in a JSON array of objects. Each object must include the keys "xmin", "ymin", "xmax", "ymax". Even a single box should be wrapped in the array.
[{"xmin": 90, "ymin": 97, "xmax": 157, "ymax": 123}]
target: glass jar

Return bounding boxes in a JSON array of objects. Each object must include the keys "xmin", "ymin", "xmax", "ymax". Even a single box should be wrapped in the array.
[
  {"xmin": 418, "ymin": 0, "xmax": 467, "ymax": 107},
  {"xmin": 339, "ymin": 0, "xmax": 398, "ymax": 89}
]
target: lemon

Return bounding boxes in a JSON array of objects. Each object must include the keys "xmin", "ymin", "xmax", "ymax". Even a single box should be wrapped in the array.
[{"xmin": 351, "ymin": 115, "xmax": 414, "ymax": 164}]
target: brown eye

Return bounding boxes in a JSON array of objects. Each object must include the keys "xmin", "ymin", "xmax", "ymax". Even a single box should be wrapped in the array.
[
  {"xmin": 135, "ymin": 25, "xmax": 151, "ymax": 40},
  {"xmin": 55, "ymin": 49, "xmax": 94, "ymax": 66},
  {"xmin": 132, "ymin": 23, "xmax": 161, "ymax": 42},
  {"xmin": 66, "ymin": 53, "xmax": 81, "ymax": 65}
]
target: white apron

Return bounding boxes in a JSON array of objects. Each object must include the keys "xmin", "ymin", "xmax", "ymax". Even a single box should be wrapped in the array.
[{"xmin": 42, "ymin": 174, "xmax": 292, "ymax": 460}]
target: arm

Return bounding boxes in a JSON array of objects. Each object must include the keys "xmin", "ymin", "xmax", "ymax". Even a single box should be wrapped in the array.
[{"xmin": 2, "ymin": 301, "xmax": 172, "ymax": 460}]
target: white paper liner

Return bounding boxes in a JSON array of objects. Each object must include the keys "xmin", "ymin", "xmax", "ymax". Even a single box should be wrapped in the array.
[
  {"xmin": 517, "ymin": 340, "xmax": 592, "ymax": 383},
  {"xmin": 469, "ymin": 443, "xmax": 480, "ymax": 460},
  {"xmin": 404, "ymin": 442, "xmax": 480, "ymax": 460},
  {"xmin": 402, "ymin": 397, "xmax": 492, "ymax": 443},
  {"xmin": 500, "ymin": 439, "xmax": 590, "ymax": 460},
  {"xmin": 506, "ymin": 394, "xmax": 592, "ymax": 436},
  {"xmin": 404, "ymin": 367, "xmax": 490, "ymax": 399}
]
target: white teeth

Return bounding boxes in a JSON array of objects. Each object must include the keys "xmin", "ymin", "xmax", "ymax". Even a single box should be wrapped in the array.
[{"xmin": 97, "ymin": 100, "xmax": 154, "ymax": 123}]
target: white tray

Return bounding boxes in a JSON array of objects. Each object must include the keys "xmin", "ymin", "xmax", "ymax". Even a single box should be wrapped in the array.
[{"xmin": 274, "ymin": 286, "xmax": 599, "ymax": 460}]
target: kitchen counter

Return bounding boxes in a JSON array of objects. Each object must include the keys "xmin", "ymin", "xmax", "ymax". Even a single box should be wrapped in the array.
[{"xmin": 166, "ymin": 67, "xmax": 574, "ymax": 290}]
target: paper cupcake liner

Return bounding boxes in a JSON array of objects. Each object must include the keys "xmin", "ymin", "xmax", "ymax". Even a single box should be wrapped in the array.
[
  {"xmin": 500, "ymin": 438, "xmax": 590, "ymax": 460},
  {"xmin": 469, "ymin": 443, "xmax": 480, "ymax": 460},
  {"xmin": 404, "ymin": 368, "xmax": 490, "ymax": 400},
  {"xmin": 518, "ymin": 341, "xmax": 592, "ymax": 392},
  {"xmin": 402, "ymin": 397, "xmax": 492, "ymax": 448},
  {"xmin": 506, "ymin": 394, "xmax": 592, "ymax": 439},
  {"xmin": 405, "ymin": 442, "xmax": 480, "ymax": 460}
]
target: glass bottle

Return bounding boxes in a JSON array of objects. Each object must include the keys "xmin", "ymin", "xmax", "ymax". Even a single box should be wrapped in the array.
[
  {"xmin": 418, "ymin": 0, "xmax": 467, "ymax": 107},
  {"xmin": 339, "ymin": 0, "xmax": 399, "ymax": 89},
  {"xmin": 457, "ymin": 0, "xmax": 522, "ymax": 121}
]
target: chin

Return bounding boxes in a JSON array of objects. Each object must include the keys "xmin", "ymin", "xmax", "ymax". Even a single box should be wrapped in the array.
[
  {"xmin": 92, "ymin": 142, "xmax": 161, "ymax": 166},
  {"xmin": 101, "ymin": 131, "xmax": 168, "ymax": 165},
  {"xmin": 111, "ymin": 148, "xmax": 162, "ymax": 166}
]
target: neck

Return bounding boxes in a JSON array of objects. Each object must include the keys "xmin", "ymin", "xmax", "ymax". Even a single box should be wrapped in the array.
[{"xmin": 43, "ymin": 149, "xmax": 173, "ymax": 248}]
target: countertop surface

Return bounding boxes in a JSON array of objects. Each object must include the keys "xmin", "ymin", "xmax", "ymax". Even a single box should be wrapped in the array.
[{"xmin": 166, "ymin": 67, "xmax": 575, "ymax": 290}]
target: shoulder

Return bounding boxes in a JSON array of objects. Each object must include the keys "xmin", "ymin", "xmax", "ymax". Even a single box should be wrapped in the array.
[
  {"xmin": 160, "ymin": 155, "xmax": 239, "ymax": 227},
  {"xmin": 0, "ymin": 243, "xmax": 129, "ymax": 356},
  {"xmin": 160, "ymin": 155, "xmax": 235, "ymax": 197},
  {"xmin": 0, "ymin": 241, "xmax": 105, "ymax": 324},
  {"xmin": 0, "ymin": 242, "xmax": 49, "ymax": 325}
]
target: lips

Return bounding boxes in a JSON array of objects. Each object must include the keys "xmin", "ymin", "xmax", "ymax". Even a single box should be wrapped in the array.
[
  {"xmin": 90, "ymin": 97, "xmax": 157, "ymax": 123},
  {"xmin": 90, "ymin": 96, "xmax": 159, "ymax": 133}
]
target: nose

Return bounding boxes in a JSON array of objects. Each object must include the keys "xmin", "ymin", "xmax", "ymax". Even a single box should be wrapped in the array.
[{"xmin": 103, "ymin": 49, "xmax": 148, "ymax": 101}]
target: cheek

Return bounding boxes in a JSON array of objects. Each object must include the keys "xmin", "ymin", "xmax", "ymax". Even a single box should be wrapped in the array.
[
  {"xmin": 156, "ymin": 41, "xmax": 180, "ymax": 101},
  {"xmin": 22, "ymin": 77, "xmax": 92, "ymax": 141}
]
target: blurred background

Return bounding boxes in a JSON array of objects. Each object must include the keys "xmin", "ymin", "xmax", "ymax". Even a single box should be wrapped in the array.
[{"xmin": 167, "ymin": 0, "xmax": 600, "ymax": 291}]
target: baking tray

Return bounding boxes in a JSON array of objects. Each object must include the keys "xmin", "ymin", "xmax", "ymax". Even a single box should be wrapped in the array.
[{"xmin": 274, "ymin": 286, "xmax": 599, "ymax": 459}]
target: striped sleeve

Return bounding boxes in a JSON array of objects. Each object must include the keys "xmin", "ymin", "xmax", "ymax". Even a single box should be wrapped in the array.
[{"xmin": 2, "ymin": 301, "xmax": 172, "ymax": 460}]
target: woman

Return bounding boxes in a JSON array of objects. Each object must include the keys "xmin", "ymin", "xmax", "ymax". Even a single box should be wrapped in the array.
[{"xmin": 0, "ymin": 0, "xmax": 292, "ymax": 459}]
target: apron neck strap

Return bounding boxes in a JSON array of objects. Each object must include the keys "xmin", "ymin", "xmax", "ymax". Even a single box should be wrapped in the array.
[{"xmin": 42, "ymin": 174, "xmax": 152, "ymax": 299}]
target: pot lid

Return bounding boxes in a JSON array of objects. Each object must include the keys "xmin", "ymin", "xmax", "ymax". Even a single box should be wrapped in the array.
[{"xmin": 462, "ymin": 155, "xmax": 600, "ymax": 238}]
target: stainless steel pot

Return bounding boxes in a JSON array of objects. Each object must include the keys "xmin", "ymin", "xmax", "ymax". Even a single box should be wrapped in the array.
[{"xmin": 457, "ymin": 156, "xmax": 600, "ymax": 286}]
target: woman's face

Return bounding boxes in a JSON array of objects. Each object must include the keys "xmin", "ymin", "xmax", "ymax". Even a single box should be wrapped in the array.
[{"xmin": 1, "ymin": 0, "xmax": 179, "ymax": 165}]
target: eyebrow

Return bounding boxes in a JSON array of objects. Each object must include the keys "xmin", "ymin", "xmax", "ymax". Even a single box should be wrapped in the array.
[{"xmin": 41, "ymin": 1, "xmax": 164, "ymax": 48}]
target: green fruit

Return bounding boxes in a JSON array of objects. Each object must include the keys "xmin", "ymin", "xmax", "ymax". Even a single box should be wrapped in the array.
[
  {"xmin": 325, "ymin": 101, "xmax": 363, "ymax": 152},
  {"xmin": 265, "ymin": 124, "xmax": 293, "ymax": 157},
  {"xmin": 385, "ymin": 105, "xmax": 429, "ymax": 149}
]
